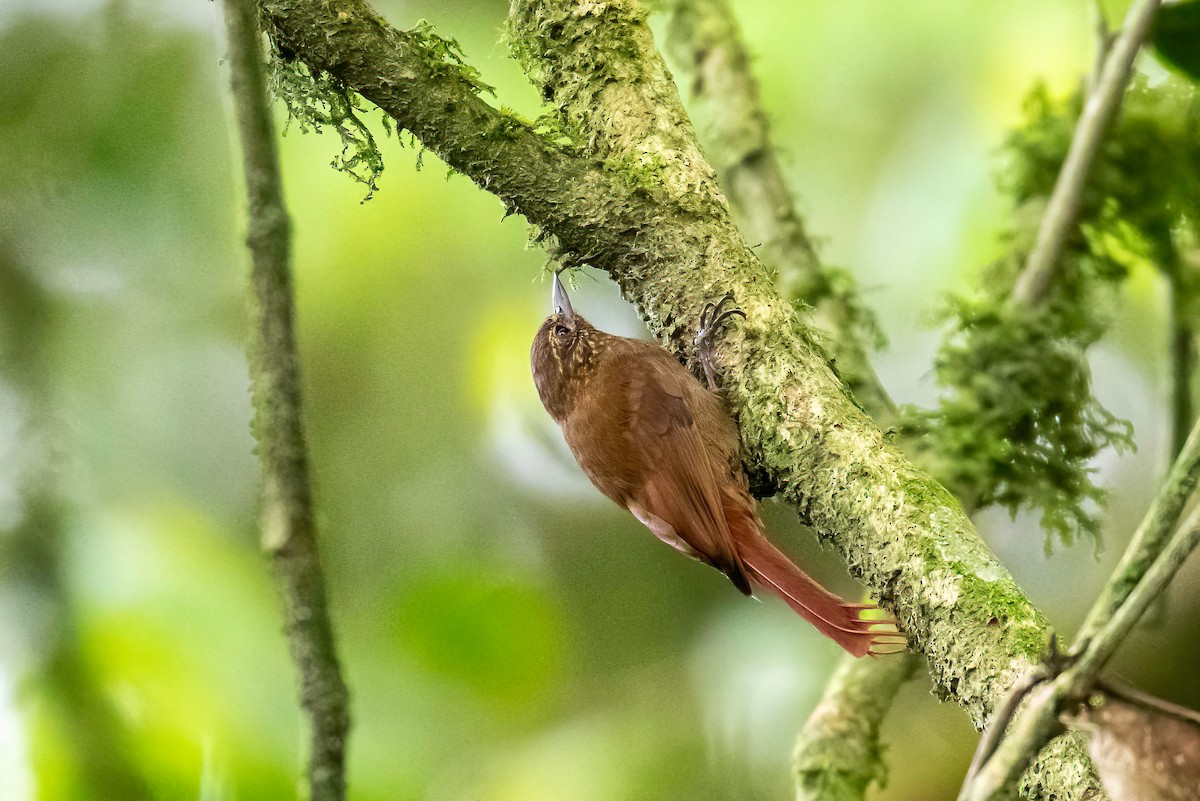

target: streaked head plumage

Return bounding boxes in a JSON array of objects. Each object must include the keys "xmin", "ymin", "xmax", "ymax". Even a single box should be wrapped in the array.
[{"xmin": 530, "ymin": 274, "xmax": 603, "ymax": 420}]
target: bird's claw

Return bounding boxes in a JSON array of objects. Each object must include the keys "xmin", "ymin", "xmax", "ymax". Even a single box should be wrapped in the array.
[
  {"xmin": 697, "ymin": 293, "xmax": 745, "ymax": 340},
  {"xmin": 695, "ymin": 293, "xmax": 746, "ymax": 391}
]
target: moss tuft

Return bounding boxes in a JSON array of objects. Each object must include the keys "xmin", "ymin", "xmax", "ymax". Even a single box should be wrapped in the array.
[
  {"xmin": 408, "ymin": 19, "xmax": 495, "ymax": 96},
  {"xmin": 266, "ymin": 52, "xmax": 385, "ymax": 199},
  {"xmin": 262, "ymin": 18, "xmax": 498, "ymax": 198},
  {"xmin": 901, "ymin": 78, "xmax": 1200, "ymax": 552}
]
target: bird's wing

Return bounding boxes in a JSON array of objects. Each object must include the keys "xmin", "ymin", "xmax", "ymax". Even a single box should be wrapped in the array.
[{"xmin": 628, "ymin": 358, "xmax": 752, "ymax": 595}]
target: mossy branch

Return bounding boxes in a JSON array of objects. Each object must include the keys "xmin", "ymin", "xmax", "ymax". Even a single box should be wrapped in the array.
[
  {"xmin": 260, "ymin": 0, "xmax": 1103, "ymax": 796},
  {"xmin": 793, "ymin": 653, "xmax": 920, "ymax": 801},
  {"xmin": 222, "ymin": 1, "xmax": 350, "ymax": 799},
  {"xmin": 661, "ymin": 3, "xmax": 915, "ymax": 796},
  {"xmin": 661, "ymin": 0, "xmax": 891, "ymax": 423}
]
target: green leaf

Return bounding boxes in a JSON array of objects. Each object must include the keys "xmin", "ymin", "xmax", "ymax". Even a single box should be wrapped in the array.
[{"xmin": 1152, "ymin": 0, "xmax": 1200, "ymax": 82}]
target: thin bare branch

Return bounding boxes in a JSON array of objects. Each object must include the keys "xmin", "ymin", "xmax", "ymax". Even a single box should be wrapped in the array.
[
  {"xmin": 1011, "ymin": 0, "xmax": 1161, "ymax": 307},
  {"xmin": 1084, "ymin": 0, "xmax": 1113, "ymax": 95},
  {"xmin": 1076, "ymin": 418, "xmax": 1200, "ymax": 646},
  {"xmin": 960, "ymin": 417, "xmax": 1200, "ymax": 800}
]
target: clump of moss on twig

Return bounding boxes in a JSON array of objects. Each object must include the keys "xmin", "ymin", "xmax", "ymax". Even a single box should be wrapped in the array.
[
  {"xmin": 407, "ymin": 20, "xmax": 495, "ymax": 96},
  {"xmin": 261, "ymin": 19, "xmax": 495, "ymax": 198},
  {"xmin": 265, "ymin": 52, "xmax": 385, "ymax": 199},
  {"xmin": 903, "ymin": 78, "xmax": 1200, "ymax": 551},
  {"xmin": 907, "ymin": 276, "xmax": 1133, "ymax": 550}
]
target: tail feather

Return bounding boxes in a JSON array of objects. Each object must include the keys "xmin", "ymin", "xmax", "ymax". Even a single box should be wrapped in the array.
[{"xmin": 736, "ymin": 530, "xmax": 903, "ymax": 658}]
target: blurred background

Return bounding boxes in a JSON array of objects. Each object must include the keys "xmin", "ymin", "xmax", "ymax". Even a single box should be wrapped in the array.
[{"xmin": 0, "ymin": 0, "xmax": 1196, "ymax": 799}]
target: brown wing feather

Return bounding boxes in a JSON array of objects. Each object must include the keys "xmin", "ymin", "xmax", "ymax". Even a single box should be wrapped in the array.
[{"xmin": 628, "ymin": 357, "xmax": 753, "ymax": 595}]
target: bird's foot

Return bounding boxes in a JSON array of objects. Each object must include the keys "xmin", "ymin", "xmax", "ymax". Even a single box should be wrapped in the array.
[{"xmin": 695, "ymin": 293, "xmax": 746, "ymax": 391}]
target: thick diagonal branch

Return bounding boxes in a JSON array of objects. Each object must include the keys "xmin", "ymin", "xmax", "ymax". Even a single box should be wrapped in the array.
[
  {"xmin": 261, "ymin": 0, "xmax": 1100, "ymax": 795},
  {"xmin": 661, "ymin": 3, "xmax": 914, "ymax": 797},
  {"xmin": 223, "ymin": 1, "xmax": 350, "ymax": 799}
]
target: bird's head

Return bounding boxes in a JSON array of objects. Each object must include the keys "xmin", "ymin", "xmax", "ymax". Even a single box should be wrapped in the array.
[{"xmin": 530, "ymin": 273, "xmax": 603, "ymax": 421}]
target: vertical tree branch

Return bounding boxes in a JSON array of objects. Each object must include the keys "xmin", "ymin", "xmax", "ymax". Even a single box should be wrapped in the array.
[
  {"xmin": 1011, "ymin": 0, "xmax": 1161, "ymax": 307},
  {"xmin": 222, "ymin": 1, "xmax": 350, "ymax": 799}
]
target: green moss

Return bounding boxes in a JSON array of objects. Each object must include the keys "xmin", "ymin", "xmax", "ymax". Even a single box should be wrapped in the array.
[
  {"xmin": 901, "ymin": 78, "xmax": 1200, "ymax": 552},
  {"xmin": 815, "ymin": 265, "xmax": 887, "ymax": 351},
  {"xmin": 607, "ymin": 150, "xmax": 670, "ymax": 197},
  {"xmin": 486, "ymin": 107, "xmax": 531, "ymax": 143},
  {"xmin": 896, "ymin": 470, "xmax": 963, "ymax": 516},
  {"xmin": 407, "ymin": 19, "xmax": 494, "ymax": 96},
  {"xmin": 506, "ymin": 2, "xmax": 649, "ymax": 118},
  {"xmin": 957, "ymin": 572, "xmax": 1046, "ymax": 653},
  {"xmin": 506, "ymin": 0, "xmax": 723, "ymax": 216},
  {"xmin": 266, "ymin": 53, "xmax": 385, "ymax": 199},
  {"xmin": 262, "ymin": 17, "xmax": 497, "ymax": 198},
  {"xmin": 529, "ymin": 111, "xmax": 583, "ymax": 152}
]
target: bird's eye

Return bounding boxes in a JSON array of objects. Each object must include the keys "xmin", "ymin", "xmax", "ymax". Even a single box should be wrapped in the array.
[{"xmin": 554, "ymin": 324, "xmax": 570, "ymax": 338}]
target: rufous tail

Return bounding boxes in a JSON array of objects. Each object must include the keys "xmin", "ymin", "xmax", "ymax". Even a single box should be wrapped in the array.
[{"xmin": 736, "ymin": 531, "xmax": 905, "ymax": 658}]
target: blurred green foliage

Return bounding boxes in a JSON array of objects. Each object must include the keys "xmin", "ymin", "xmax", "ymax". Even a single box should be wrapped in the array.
[
  {"xmin": 1152, "ymin": 0, "xmax": 1200, "ymax": 81},
  {"xmin": 1, "ymin": 3, "xmax": 1199, "ymax": 801},
  {"xmin": 902, "ymin": 77, "xmax": 1200, "ymax": 551}
]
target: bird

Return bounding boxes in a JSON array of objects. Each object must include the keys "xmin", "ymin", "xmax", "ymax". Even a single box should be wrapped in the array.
[{"xmin": 530, "ymin": 273, "xmax": 903, "ymax": 657}]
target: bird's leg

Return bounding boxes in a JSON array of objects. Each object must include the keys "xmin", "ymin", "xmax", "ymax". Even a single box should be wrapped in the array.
[{"xmin": 695, "ymin": 293, "xmax": 746, "ymax": 392}]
